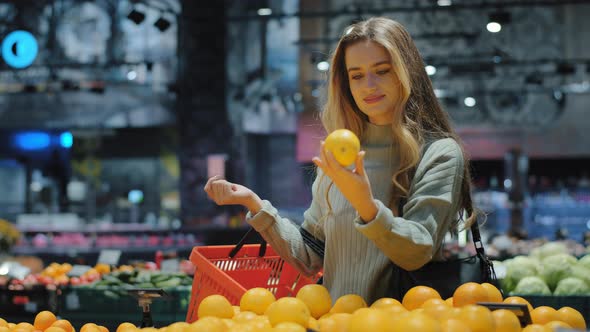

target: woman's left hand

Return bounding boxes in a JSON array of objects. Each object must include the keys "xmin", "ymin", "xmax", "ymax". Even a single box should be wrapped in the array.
[{"xmin": 312, "ymin": 141, "xmax": 378, "ymax": 222}]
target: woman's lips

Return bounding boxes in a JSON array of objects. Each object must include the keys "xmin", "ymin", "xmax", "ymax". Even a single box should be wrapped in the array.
[{"xmin": 364, "ymin": 95, "xmax": 385, "ymax": 104}]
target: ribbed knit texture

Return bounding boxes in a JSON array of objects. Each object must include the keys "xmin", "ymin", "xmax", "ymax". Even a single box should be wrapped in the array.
[{"xmin": 246, "ymin": 122, "xmax": 464, "ymax": 304}]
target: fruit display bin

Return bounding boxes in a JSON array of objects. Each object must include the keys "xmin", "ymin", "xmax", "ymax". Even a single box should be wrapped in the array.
[
  {"xmin": 57, "ymin": 286, "xmax": 191, "ymax": 329},
  {"xmin": 186, "ymin": 244, "xmax": 320, "ymax": 323},
  {"xmin": 518, "ymin": 294, "xmax": 590, "ymax": 322}
]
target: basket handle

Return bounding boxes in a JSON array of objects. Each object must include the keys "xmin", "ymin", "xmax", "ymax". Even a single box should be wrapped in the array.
[{"xmin": 229, "ymin": 227, "xmax": 267, "ymax": 258}]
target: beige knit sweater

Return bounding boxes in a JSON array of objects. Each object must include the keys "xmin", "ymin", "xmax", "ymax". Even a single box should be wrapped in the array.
[{"xmin": 246, "ymin": 122, "xmax": 464, "ymax": 304}]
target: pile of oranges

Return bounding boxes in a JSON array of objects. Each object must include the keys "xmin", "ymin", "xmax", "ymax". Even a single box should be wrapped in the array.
[
  {"xmin": 189, "ymin": 282, "xmax": 587, "ymax": 332},
  {"xmin": 0, "ymin": 282, "xmax": 587, "ymax": 332}
]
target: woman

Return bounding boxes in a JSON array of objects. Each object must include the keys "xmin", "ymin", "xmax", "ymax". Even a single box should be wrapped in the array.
[{"xmin": 204, "ymin": 17, "xmax": 479, "ymax": 304}]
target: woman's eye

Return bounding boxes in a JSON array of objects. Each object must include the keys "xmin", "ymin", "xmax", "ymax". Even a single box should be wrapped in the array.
[
  {"xmin": 351, "ymin": 74, "xmax": 363, "ymax": 80},
  {"xmin": 377, "ymin": 69, "xmax": 390, "ymax": 75}
]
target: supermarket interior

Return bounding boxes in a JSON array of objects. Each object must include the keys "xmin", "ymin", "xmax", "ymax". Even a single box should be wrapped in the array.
[{"xmin": 1, "ymin": 0, "xmax": 590, "ymax": 331}]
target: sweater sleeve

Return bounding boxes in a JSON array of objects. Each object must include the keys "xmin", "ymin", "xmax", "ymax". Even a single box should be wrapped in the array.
[
  {"xmin": 245, "ymin": 170, "xmax": 326, "ymax": 276},
  {"xmin": 354, "ymin": 138, "xmax": 464, "ymax": 271}
]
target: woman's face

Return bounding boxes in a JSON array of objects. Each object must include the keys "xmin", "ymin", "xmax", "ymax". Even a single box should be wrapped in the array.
[{"xmin": 344, "ymin": 40, "xmax": 401, "ymax": 125}]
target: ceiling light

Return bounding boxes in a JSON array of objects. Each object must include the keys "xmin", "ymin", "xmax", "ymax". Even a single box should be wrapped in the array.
[
  {"xmin": 486, "ymin": 22, "xmax": 502, "ymax": 33},
  {"xmin": 127, "ymin": 9, "xmax": 146, "ymax": 25},
  {"xmin": 425, "ymin": 65, "xmax": 437, "ymax": 76},
  {"xmin": 316, "ymin": 61, "xmax": 329, "ymax": 71},
  {"xmin": 464, "ymin": 97, "xmax": 476, "ymax": 107},
  {"xmin": 257, "ymin": 8, "xmax": 272, "ymax": 16},
  {"xmin": 437, "ymin": 0, "xmax": 452, "ymax": 6}
]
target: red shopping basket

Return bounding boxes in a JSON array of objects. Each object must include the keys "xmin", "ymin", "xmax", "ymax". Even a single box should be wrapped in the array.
[{"xmin": 186, "ymin": 243, "xmax": 320, "ymax": 322}]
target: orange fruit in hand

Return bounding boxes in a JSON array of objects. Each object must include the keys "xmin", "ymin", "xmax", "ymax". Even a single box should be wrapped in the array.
[
  {"xmin": 296, "ymin": 284, "xmax": 332, "ymax": 319},
  {"xmin": 324, "ymin": 129, "xmax": 360, "ymax": 167},
  {"xmin": 453, "ymin": 282, "xmax": 489, "ymax": 307},
  {"xmin": 34, "ymin": 311, "xmax": 57, "ymax": 330},
  {"xmin": 240, "ymin": 287, "xmax": 276, "ymax": 315},
  {"xmin": 402, "ymin": 285, "xmax": 442, "ymax": 311},
  {"xmin": 557, "ymin": 306, "xmax": 586, "ymax": 330}
]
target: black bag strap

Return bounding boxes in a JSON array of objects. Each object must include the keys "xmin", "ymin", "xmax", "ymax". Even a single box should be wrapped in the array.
[{"xmin": 229, "ymin": 227, "xmax": 267, "ymax": 258}]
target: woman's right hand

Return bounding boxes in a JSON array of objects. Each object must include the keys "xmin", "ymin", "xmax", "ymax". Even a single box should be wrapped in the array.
[{"xmin": 204, "ymin": 175, "xmax": 263, "ymax": 214}]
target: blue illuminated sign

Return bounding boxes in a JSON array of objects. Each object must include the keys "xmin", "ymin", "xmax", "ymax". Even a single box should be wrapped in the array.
[
  {"xmin": 14, "ymin": 132, "xmax": 51, "ymax": 150},
  {"xmin": 1, "ymin": 30, "xmax": 38, "ymax": 69},
  {"xmin": 60, "ymin": 132, "xmax": 73, "ymax": 148}
]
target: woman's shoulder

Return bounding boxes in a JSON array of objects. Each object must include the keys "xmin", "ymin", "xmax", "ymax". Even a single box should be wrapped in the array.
[{"xmin": 422, "ymin": 137, "xmax": 463, "ymax": 160}]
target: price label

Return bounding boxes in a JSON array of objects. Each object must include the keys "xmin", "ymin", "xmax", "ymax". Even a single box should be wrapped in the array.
[
  {"xmin": 67, "ymin": 265, "xmax": 92, "ymax": 277},
  {"xmin": 66, "ymin": 291, "xmax": 80, "ymax": 310},
  {"xmin": 97, "ymin": 249, "xmax": 121, "ymax": 266},
  {"xmin": 161, "ymin": 258, "xmax": 180, "ymax": 273}
]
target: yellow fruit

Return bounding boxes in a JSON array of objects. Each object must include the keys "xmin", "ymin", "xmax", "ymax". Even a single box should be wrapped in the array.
[
  {"xmin": 115, "ymin": 323, "xmax": 137, "ymax": 332},
  {"xmin": 187, "ymin": 317, "xmax": 225, "ymax": 332},
  {"xmin": 544, "ymin": 321, "xmax": 571, "ymax": 330},
  {"xmin": 265, "ymin": 297, "xmax": 311, "ymax": 327},
  {"xmin": 402, "ymin": 286, "xmax": 442, "ymax": 311},
  {"xmin": 165, "ymin": 322, "xmax": 188, "ymax": 332},
  {"xmin": 324, "ymin": 129, "xmax": 360, "ymax": 167},
  {"xmin": 481, "ymin": 283, "xmax": 503, "ymax": 303},
  {"xmin": 440, "ymin": 319, "xmax": 472, "ymax": 332},
  {"xmin": 0, "ymin": 318, "xmax": 7, "ymax": 327},
  {"xmin": 370, "ymin": 297, "xmax": 403, "ymax": 310},
  {"xmin": 240, "ymin": 287, "xmax": 276, "ymax": 315},
  {"xmin": 330, "ymin": 294, "xmax": 367, "ymax": 314},
  {"xmin": 391, "ymin": 311, "xmax": 442, "ymax": 332},
  {"xmin": 14, "ymin": 323, "xmax": 34, "ymax": 332},
  {"xmin": 45, "ymin": 327, "xmax": 66, "ymax": 332},
  {"xmin": 308, "ymin": 317, "xmax": 319, "ymax": 330},
  {"xmin": 557, "ymin": 306, "xmax": 586, "ymax": 330},
  {"xmin": 0, "ymin": 327, "xmax": 9, "ymax": 332},
  {"xmin": 273, "ymin": 322, "xmax": 306, "ymax": 332},
  {"xmin": 457, "ymin": 305, "xmax": 495, "ymax": 332},
  {"xmin": 453, "ymin": 283, "xmax": 489, "ymax": 307},
  {"xmin": 97, "ymin": 326, "xmax": 108, "ymax": 332},
  {"xmin": 318, "ymin": 313, "xmax": 352, "ymax": 332},
  {"xmin": 34, "ymin": 311, "xmax": 57, "ymax": 331},
  {"xmin": 80, "ymin": 323, "xmax": 100, "ymax": 332},
  {"xmin": 522, "ymin": 324, "xmax": 551, "ymax": 332},
  {"xmin": 232, "ymin": 311, "xmax": 258, "ymax": 323},
  {"xmin": 421, "ymin": 298, "xmax": 449, "ymax": 309},
  {"xmin": 296, "ymin": 284, "xmax": 332, "ymax": 319},
  {"xmin": 530, "ymin": 306, "xmax": 559, "ymax": 325},
  {"xmin": 445, "ymin": 297, "xmax": 454, "ymax": 306},
  {"xmin": 422, "ymin": 304, "xmax": 454, "ymax": 322},
  {"xmin": 349, "ymin": 307, "xmax": 396, "ymax": 332},
  {"xmin": 491, "ymin": 309, "xmax": 521, "ymax": 332},
  {"xmin": 197, "ymin": 294, "xmax": 234, "ymax": 319}
]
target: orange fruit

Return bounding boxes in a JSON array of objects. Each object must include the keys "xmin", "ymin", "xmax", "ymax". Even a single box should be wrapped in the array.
[
  {"xmin": 115, "ymin": 323, "xmax": 136, "ymax": 332},
  {"xmin": 295, "ymin": 284, "xmax": 332, "ymax": 319},
  {"xmin": 240, "ymin": 287, "xmax": 276, "ymax": 315},
  {"xmin": 97, "ymin": 326, "xmax": 108, "ymax": 332},
  {"xmin": 0, "ymin": 318, "xmax": 7, "ymax": 327},
  {"xmin": 317, "ymin": 313, "xmax": 352, "ymax": 332},
  {"xmin": 481, "ymin": 283, "xmax": 503, "ymax": 303},
  {"xmin": 530, "ymin": 306, "xmax": 559, "ymax": 325},
  {"xmin": 503, "ymin": 296, "xmax": 534, "ymax": 313},
  {"xmin": 491, "ymin": 309, "xmax": 521, "ymax": 332},
  {"xmin": 453, "ymin": 282, "xmax": 489, "ymax": 307},
  {"xmin": 80, "ymin": 323, "xmax": 100, "ymax": 332},
  {"xmin": 232, "ymin": 311, "xmax": 257, "ymax": 323},
  {"xmin": 51, "ymin": 320, "xmax": 74, "ymax": 332},
  {"xmin": 324, "ymin": 129, "xmax": 360, "ymax": 167},
  {"xmin": 330, "ymin": 294, "xmax": 367, "ymax": 314},
  {"xmin": 457, "ymin": 304, "xmax": 495, "ymax": 332},
  {"xmin": 439, "ymin": 307, "xmax": 462, "ymax": 322},
  {"xmin": 308, "ymin": 317, "xmax": 319, "ymax": 331},
  {"xmin": 544, "ymin": 321, "xmax": 571, "ymax": 330},
  {"xmin": 45, "ymin": 327, "xmax": 66, "ymax": 332},
  {"xmin": 349, "ymin": 307, "xmax": 396, "ymax": 332},
  {"xmin": 422, "ymin": 304, "xmax": 454, "ymax": 322},
  {"xmin": 0, "ymin": 327, "xmax": 9, "ymax": 332},
  {"xmin": 197, "ymin": 294, "xmax": 234, "ymax": 319},
  {"xmin": 445, "ymin": 297, "xmax": 454, "ymax": 306},
  {"xmin": 391, "ymin": 311, "xmax": 442, "ymax": 332},
  {"xmin": 421, "ymin": 298, "xmax": 449, "ymax": 308},
  {"xmin": 14, "ymin": 323, "xmax": 34, "ymax": 332},
  {"xmin": 34, "ymin": 311, "xmax": 57, "ymax": 330},
  {"xmin": 264, "ymin": 297, "xmax": 310, "ymax": 327},
  {"xmin": 557, "ymin": 306, "xmax": 586, "ymax": 330},
  {"xmin": 370, "ymin": 297, "xmax": 403, "ymax": 309},
  {"xmin": 402, "ymin": 286, "xmax": 442, "ymax": 311},
  {"xmin": 521, "ymin": 324, "xmax": 550, "ymax": 332},
  {"xmin": 440, "ymin": 319, "xmax": 472, "ymax": 332}
]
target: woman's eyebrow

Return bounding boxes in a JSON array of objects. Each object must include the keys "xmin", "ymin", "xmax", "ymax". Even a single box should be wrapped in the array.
[{"xmin": 347, "ymin": 60, "xmax": 391, "ymax": 72}]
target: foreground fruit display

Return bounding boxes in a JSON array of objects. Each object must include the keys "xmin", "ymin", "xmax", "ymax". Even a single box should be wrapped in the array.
[{"xmin": 1, "ymin": 282, "xmax": 587, "ymax": 331}]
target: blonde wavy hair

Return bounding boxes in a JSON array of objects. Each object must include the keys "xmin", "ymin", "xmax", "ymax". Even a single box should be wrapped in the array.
[{"xmin": 320, "ymin": 17, "xmax": 477, "ymax": 231}]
